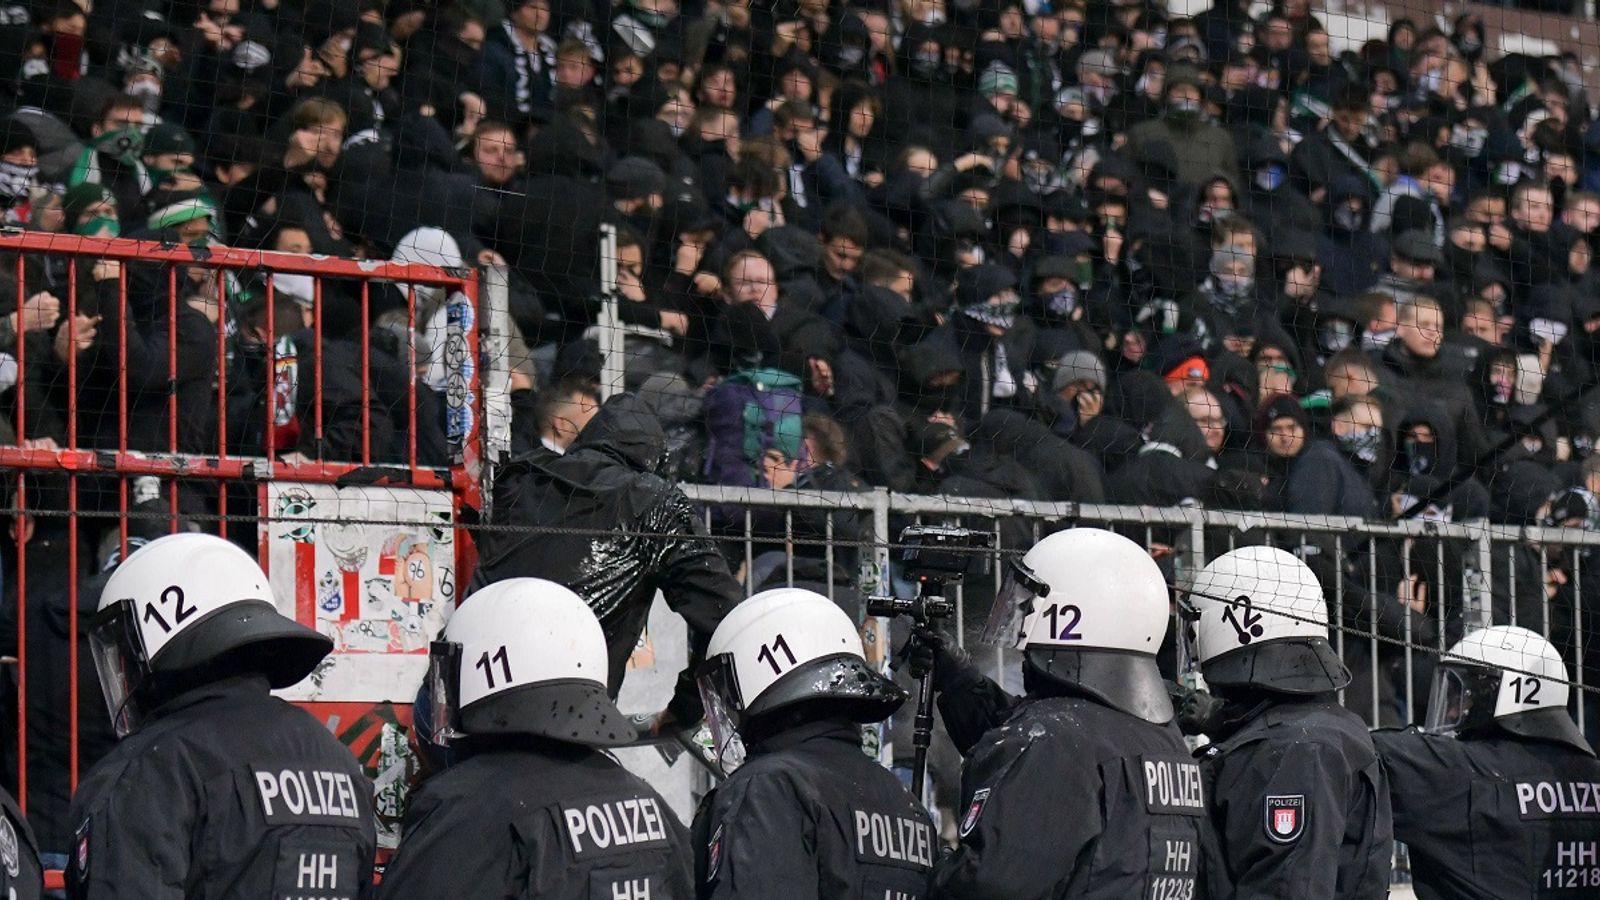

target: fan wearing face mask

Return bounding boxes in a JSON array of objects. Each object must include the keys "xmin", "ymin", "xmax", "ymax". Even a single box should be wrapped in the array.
[
  {"xmin": 1317, "ymin": 174, "xmax": 1389, "ymax": 298},
  {"xmin": 1125, "ymin": 69, "xmax": 1238, "ymax": 189},
  {"xmin": 0, "ymin": 118, "xmax": 39, "ymax": 227},
  {"xmin": 921, "ymin": 264, "xmax": 1040, "ymax": 432},
  {"xmin": 1241, "ymin": 132, "xmax": 1321, "ymax": 236}
]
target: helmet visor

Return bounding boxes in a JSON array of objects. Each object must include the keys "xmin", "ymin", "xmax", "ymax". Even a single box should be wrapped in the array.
[
  {"xmin": 982, "ymin": 558, "xmax": 1050, "ymax": 648},
  {"xmin": 1424, "ymin": 664, "xmax": 1497, "ymax": 735},
  {"xmin": 87, "ymin": 600, "xmax": 151, "ymax": 739},
  {"xmin": 423, "ymin": 641, "xmax": 464, "ymax": 746},
  {"xmin": 695, "ymin": 656, "xmax": 747, "ymax": 774}
]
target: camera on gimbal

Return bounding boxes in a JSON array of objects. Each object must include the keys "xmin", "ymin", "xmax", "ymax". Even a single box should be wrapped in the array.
[
  {"xmin": 865, "ymin": 525, "xmax": 996, "ymax": 623},
  {"xmin": 864, "ymin": 524, "xmax": 996, "ymax": 796}
]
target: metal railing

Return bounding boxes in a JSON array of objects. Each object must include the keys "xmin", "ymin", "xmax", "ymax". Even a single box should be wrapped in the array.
[{"xmin": 678, "ymin": 484, "xmax": 1599, "ymax": 735}]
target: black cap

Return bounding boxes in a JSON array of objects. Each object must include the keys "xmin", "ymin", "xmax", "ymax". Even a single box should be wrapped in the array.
[
  {"xmin": 1030, "ymin": 255, "xmax": 1076, "ymax": 286},
  {"xmin": 0, "ymin": 118, "xmax": 36, "ymax": 158},
  {"xmin": 606, "ymin": 156, "xmax": 667, "ymax": 200},
  {"xmin": 141, "ymin": 122, "xmax": 195, "ymax": 157},
  {"xmin": 352, "ymin": 20, "xmax": 393, "ymax": 58},
  {"xmin": 1392, "ymin": 229, "xmax": 1444, "ymax": 266},
  {"xmin": 956, "ymin": 264, "xmax": 1018, "ymax": 308}
]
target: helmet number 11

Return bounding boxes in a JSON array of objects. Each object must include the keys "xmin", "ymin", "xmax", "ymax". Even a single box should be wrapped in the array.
[
  {"xmin": 143, "ymin": 585, "xmax": 197, "ymax": 635},
  {"xmin": 757, "ymin": 634, "xmax": 798, "ymax": 676},
  {"xmin": 1043, "ymin": 603, "xmax": 1083, "ymax": 641},
  {"xmin": 476, "ymin": 645, "xmax": 513, "ymax": 689}
]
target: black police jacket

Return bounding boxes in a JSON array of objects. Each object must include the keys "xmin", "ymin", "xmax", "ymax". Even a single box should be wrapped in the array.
[
  {"xmin": 66, "ymin": 675, "xmax": 377, "ymax": 900},
  {"xmin": 0, "ymin": 786, "xmax": 43, "ymax": 900},
  {"xmin": 929, "ymin": 694, "xmax": 1206, "ymax": 899},
  {"xmin": 1374, "ymin": 727, "xmax": 1600, "ymax": 900},
  {"xmin": 1198, "ymin": 699, "xmax": 1393, "ymax": 899},
  {"xmin": 692, "ymin": 720, "xmax": 934, "ymax": 899},
  {"xmin": 380, "ymin": 738, "xmax": 692, "ymax": 899}
]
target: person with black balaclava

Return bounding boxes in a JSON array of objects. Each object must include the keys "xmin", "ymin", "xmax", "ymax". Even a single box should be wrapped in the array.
[
  {"xmin": 1181, "ymin": 546, "xmax": 1393, "ymax": 899},
  {"xmin": 1126, "ymin": 70, "xmax": 1238, "ymax": 191},
  {"xmin": 1240, "ymin": 131, "xmax": 1321, "ymax": 236},
  {"xmin": 1318, "ymin": 175, "xmax": 1389, "ymax": 297},
  {"xmin": 0, "ymin": 118, "xmax": 39, "ymax": 227},
  {"xmin": 925, "ymin": 264, "xmax": 1038, "ymax": 433},
  {"xmin": 1472, "ymin": 345, "xmax": 1559, "ymax": 476},
  {"xmin": 882, "ymin": 23, "xmax": 964, "ymax": 151}
]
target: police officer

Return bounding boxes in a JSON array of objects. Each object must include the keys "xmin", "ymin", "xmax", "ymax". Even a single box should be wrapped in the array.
[
  {"xmin": 1184, "ymin": 546, "xmax": 1393, "ymax": 899},
  {"xmin": 0, "ymin": 783, "xmax": 42, "ymax": 899},
  {"xmin": 1374, "ymin": 625, "xmax": 1600, "ymax": 900},
  {"xmin": 381, "ymin": 577, "xmax": 690, "ymax": 898},
  {"xmin": 68, "ymin": 533, "xmax": 375, "ymax": 899},
  {"xmin": 693, "ymin": 588, "xmax": 933, "ymax": 898},
  {"xmin": 929, "ymin": 528, "xmax": 1205, "ymax": 898}
]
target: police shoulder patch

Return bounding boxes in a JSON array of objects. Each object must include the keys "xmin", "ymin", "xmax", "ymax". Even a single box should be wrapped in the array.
[
  {"xmin": 705, "ymin": 823, "xmax": 723, "ymax": 882},
  {"xmin": 1264, "ymin": 794, "xmax": 1306, "ymax": 844},
  {"xmin": 0, "ymin": 815, "xmax": 18, "ymax": 878},
  {"xmin": 958, "ymin": 788, "xmax": 991, "ymax": 838},
  {"xmin": 72, "ymin": 819, "xmax": 90, "ymax": 883}
]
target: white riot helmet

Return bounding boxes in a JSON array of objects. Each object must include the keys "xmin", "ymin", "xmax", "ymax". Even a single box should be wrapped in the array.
[
  {"xmin": 426, "ymin": 578, "xmax": 633, "ymax": 747},
  {"xmin": 1186, "ymin": 546, "xmax": 1350, "ymax": 694},
  {"xmin": 982, "ymin": 528, "xmax": 1174, "ymax": 723},
  {"xmin": 1426, "ymin": 626, "xmax": 1590, "ymax": 753},
  {"xmin": 90, "ymin": 533, "xmax": 331, "ymax": 738},
  {"xmin": 697, "ymin": 588, "xmax": 905, "ymax": 772}
]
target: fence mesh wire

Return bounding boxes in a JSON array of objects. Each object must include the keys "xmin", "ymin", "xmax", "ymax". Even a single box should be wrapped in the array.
[{"xmin": 3, "ymin": 0, "xmax": 1600, "ymax": 886}]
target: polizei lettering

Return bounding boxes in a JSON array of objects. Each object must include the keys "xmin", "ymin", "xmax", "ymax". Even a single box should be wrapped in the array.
[
  {"xmin": 1514, "ymin": 781, "xmax": 1600, "ymax": 819},
  {"xmin": 853, "ymin": 810, "xmax": 935, "ymax": 870},
  {"xmin": 1142, "ymin": 758, "xmax": 1206, "ymax": 816},
  {"xmin": 561, "ymin": 797, "xmax": 670, "ymax": 859},
  {"xmin": 254, "ymin": 768, "xmax": 363, "ymax": 823}
]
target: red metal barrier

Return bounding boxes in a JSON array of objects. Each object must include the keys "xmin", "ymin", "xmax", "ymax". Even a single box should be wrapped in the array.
[{"xmin": 0, "ymin": 231, "xmax": 481, "ymax": 858}]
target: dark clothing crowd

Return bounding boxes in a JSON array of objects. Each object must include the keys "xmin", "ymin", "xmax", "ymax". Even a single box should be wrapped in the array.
[
  {"xmin": 3, "ymin": 2, "xmax": 1600, "ymax": 533},
  {"xmin": 0, "ymin": 0, "xmax": 1599, "ymax": 885}
]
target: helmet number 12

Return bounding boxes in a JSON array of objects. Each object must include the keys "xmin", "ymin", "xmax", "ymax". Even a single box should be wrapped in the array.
[
  {"xmin": 1509, "ymin": 674, "xmax": 1541, "ymax": 704},
  {"xmin": 757, "ymin": 634, "xmax": 798, "ymax": 676},
  {"xmin": 1042, "ymin": 603, "xmax": 1083, "ymax": 641},
  {"xmin": 476, "ymin": 645, "xmax": 513, "ymax": 689},
  {"xmin": 143, "ymin": 585, "xmax": 196, "ymax": 635}
]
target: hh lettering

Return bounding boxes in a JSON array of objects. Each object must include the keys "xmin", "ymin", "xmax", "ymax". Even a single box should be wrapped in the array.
[
  {"xmin": 297, "ymin": 853, "xmax": 338, "ymax": 890},
  {"xmin": 611, "ymin": 877, "xmax": 650, "ymax": 900}
]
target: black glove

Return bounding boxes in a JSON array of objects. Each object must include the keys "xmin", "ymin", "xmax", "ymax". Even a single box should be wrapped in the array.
[
  {"xmin": 900, "ymin": 626, "xmax": 974, "ymax": 690},
  {"xmin": 664, "ymin": 669, "xmax": 705, "ymax": 730},
  {"xmin": 1169, "ymin": 681, "xmax": 1227, "ymax": 737}
]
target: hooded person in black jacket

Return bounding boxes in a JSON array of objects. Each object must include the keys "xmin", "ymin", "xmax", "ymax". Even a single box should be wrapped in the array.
[
  {"xmin": 1317, "ymin": 175, "xmax": 1388, "ymax": 298},
  {"xmin": 928, "ymin": 264, "xmax": 1038, "ymax": 433},
  {"xmin": 1240, "ymin": 131, "xmax": 1322, "ymax": 237},
  {"xmin": 471, "ymin": 394, "xmax": 740, "ymax": 726}
]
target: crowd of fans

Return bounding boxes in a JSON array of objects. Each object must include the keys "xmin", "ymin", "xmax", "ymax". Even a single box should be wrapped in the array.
[
  {"xmin": 7, "ymin": 0, "xmax": 1600, "ymax": 527},
  {"xmin": 0, "ymin": 0, "xmax": 1598, "ymax": 728}
]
